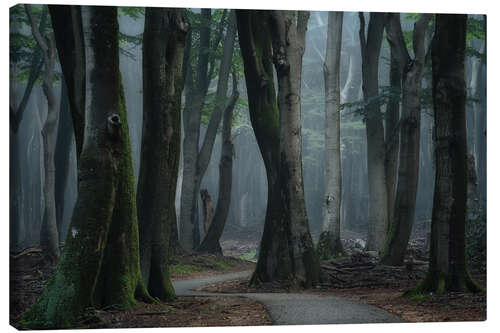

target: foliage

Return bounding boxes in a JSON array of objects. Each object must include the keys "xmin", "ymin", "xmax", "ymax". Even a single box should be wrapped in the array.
[
  {"xmin": 10, "ymin": 4, "xmax": 52, "ymax": 84},
  {"xmin": 118, "ymin": 7, "xmax": 144, "ymax": 19}
]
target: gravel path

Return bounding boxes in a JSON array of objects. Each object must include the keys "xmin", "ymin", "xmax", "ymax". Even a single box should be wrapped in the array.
[{"xmin": 173, "ymin": 270, "xmax": 402, "ymax": 325}]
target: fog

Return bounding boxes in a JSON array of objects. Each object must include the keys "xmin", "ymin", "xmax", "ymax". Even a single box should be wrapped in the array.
[{"xmin": 9, "ymin": 8, "xmax": 486, "ymax": 251}]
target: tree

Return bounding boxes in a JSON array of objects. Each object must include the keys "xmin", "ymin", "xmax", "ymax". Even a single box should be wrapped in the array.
[
  {"xmin": 358, "ymin": 12, "xmax": 388, "ymax": 252},
  {"xmin": 197, "ymin": 70, "xmax": 239, "ymax": 254},
  {"xmin": 10, "ymin": 4, "xmax": 47, "ymax": 249},
  {"xmin": 21, "ymin": 6, "xmax": 151, "ymax": 328},
  {"xmin": 54, "ymin": 79, "xmax": 74, "ymax": 240},
  {"xmin": 410, "ymin": 14, "xmax": 482, "ymax": 294},
  {"xmin": 236, "ymin": 9, "xmax": 319, "ymax": 287},
  {"xmin": 48, "ymin": 5, "xmax": 85, "ymax": 157},
  {"xmin": 384, "ymin": 47, "xmax": 401, "ymax": 228},
  {"xmin": 137, "ymin": 7, "xmax": 188, "ymax": 301},
  {"xmin": 179, "ymin": 9, "xmax": 235, "ymax": 250},
  {"xmin": 380, "ymin": 13, "xmax": 432, "ymax": 266},
  {"xmin": 320, "ymin": 11, "xmax": 344, "ymax": 258},
  {"xmin": 25, "ymin": 4, "xmax": 60, "ymax": 263}
]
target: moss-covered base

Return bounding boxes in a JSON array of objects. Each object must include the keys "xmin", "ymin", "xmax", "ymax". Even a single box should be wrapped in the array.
[
  {"xmin": 317, "ymin": 231, "xmax": 345, "ymax": 260},
  {"xmin": 405, "ymin": 270, "xmax": 484, "ymax": 297}
]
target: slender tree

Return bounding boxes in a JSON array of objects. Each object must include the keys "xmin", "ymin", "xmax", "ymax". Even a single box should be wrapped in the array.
[
  {"xmin": 21, "ymin": 7, "xmax": 151, "ymax": 328},
  {"xmin": 384, "ymin": 48, "xmax": 400, "ymax": 225},
  {"xmin": 380, "ymin": 13, "xmax": 432, "ymax": 266},
  {"xmin": 320, "ymin": 11, "xmax": 344, "ymax": 258},
  {"xmin": 197, "ymin": 71, "xmax": 239, "ymax": 254},
  {"xmin": 237, "ymin": 9, "xmax": 319, "ymax": 287},
  {"xmin": 358, "ymin": 12, "xmax": 388, "ymax": 252},
  {"xmin": 137, "ymin": 7, "xmax": 188, "ymax": 301},
  {"xmin": 48, "ymin": 5, "xmax": 85, "ymax": 157},
  {"xmin": 10, "ymin": 5, "xmax": 47, "ymax": 249},
  {"xmin": 179, "ymin": 9, "xmax": 234, "ymax": 250},
  {"xmin": 25, "ymin": 4, "xmax": 60, "ymax": 263},
  {"xmin": 410, "ymin": 14, "xmax": 482, "ymax": 294}
]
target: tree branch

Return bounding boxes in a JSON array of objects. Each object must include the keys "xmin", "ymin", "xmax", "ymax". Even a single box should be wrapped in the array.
[
  {"xmin": 384, "ymin": 13, "xmax": 411, "ymax": 75},
  {"xmin": 358, "ymin": 12, "xmax": 366, "ymax": 63},
  {"xmin": 413, "ymin": 14, "xmax": 432, "ymax": 65}
]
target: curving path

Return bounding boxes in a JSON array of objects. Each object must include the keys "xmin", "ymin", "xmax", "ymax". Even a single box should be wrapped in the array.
[{"xmin": 173, "ymin": 270, "xmax": 402, "ymax": 325}]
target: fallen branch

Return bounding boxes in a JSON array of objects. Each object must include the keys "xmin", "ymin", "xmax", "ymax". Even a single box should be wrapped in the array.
[{"xmin": 11, "ymin": 248, "xmax": 42, "ymax": 259}]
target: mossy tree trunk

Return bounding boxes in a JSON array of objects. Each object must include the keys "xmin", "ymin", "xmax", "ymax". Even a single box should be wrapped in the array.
[
  {"xmin": 137, "ymin": 7, "xmax": 188, "ymax": 301},
  {"xmin": 21, "ymin": 6, "xmax": 150, "ymax": 328},
  {"xmin": 237, "ymin": 9, "xmax": 319, "ymax": 288},
  {"xmin": 411, "ymin": 14, "xmax": 482, "ymax": 294},
  {"xmin": 358, "ymin": 13, "xmax": 388, "ymax": 253},
  {"xmin": 321, "ymin": 11, "xmax": 344, "ymax": 259},
  {"xmin": 380, "ymin": 13, "xmax": 431, "ymax": 266}
]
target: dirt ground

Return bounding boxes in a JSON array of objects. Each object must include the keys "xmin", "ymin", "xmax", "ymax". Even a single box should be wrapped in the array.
[{"xmin": 9, "ymin": 250, "xmax": 270, "ymax": 329}]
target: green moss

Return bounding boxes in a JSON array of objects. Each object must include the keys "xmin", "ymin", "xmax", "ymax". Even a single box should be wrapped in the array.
[
  {"xmin": 170, "ymin": 262, "xmax": 204, "ymax": 275},
  {"xmin": 239, "ymin": 249, "xmax": 257, "ymax": 261}
]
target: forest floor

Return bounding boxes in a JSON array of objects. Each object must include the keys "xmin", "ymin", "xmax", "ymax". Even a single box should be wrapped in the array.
[
  {"xmin": 9, "ymin": 230, "xmax": 486, "ymax": 327},
  {"xmin": 199, "ymin": 230, "xmax": 487, "ymax": 324},
  {"xmin": 9, "ymin": 249, "xmax": 270, "ymax": 329}
]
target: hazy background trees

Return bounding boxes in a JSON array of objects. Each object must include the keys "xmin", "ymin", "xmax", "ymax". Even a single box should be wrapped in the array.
[{"xmin": 10, "ymin": 6, "xmax": 486, "ymax": 284}]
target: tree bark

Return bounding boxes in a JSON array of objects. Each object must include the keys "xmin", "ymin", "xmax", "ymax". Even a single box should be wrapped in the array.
[
  {"xmin": 197, "ymin": 75, "xmax": 239, "ymax": 254},
  {"xmin": 21, "ymin": 7, "xmax": 151, "ymax": 328},
  {"xmin": 48, "ymin": 5, "xmax": 86, "ymax": 157},
  {"xmin": 54, "ymin": 80, "xmax": 74, "ymax": 241},
  {"xmin": 380, "ymin": 13, "xmax": 431, "ymax": 266},
  {"xmin": 137, "ymin": 7, "xmax": 188, "ymax": 301},
  {"xmin": 236, "ymin": 10, "xmax": 287, "ymax": 284},
  {"xmin": 25, "ymin": 4, "xmax": 60, "ymax": 263},
  {"xmin": 359, "ymin": 12, "xmax": 388, "ymax": 252},
  {"xmin": 237, "ymin": 10, "xmax": 319, "ymax": 287},
  {"xmin": 411, "ymin": 14, "xmax": 482, "ymax": 294},
  {"xmin": 321, "ymin": 11, "xmax": 344, "ymax": 258},
  {"xmin": 385, "ymin": 48, "xmax": 400, "ymax": 225}
]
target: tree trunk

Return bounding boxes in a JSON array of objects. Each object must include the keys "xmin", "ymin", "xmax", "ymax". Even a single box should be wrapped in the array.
[
  {"xmin": 236, "ymin": 10, "xmax": 292, "ymax": 284},
  {"xmin": 48, "ymin": 5, "xmax": 85, "ymax": 157},
  {"xmin": 179, "ymin": 9, "xmax": 212, "ymax": 250},
  {"xmin": 237, "ymin": 10, "xmax": 319, "ymax": 287},
  {"xmin": 21, "ymin": 7, "xmax": 151, "ymax": 328},
  {"xmin": 359, "ymin": 12, "xmax": 388, "ymax": 252},
  {"xmin": 137, "ymin": 7, "xmax": 188, "ymax": 301},
  {"xmin": 270, "ymin": 10, "xmax": 319, "ymax": 287},
  {"xmin": 380, "ymin": 13, "xmax": 431, "ymax": 266},
  {"xmin": 385, "ymin": 48, "xmax": 400, "ymax": 224},
  {"xmin": 54, "ymin": 80, "xmax": 74, "ymax": 241},
  {"xmin": 197, "ymin": 76, "xmax": 239, "ymax": 254},
  {"xmin": 321, "ymin": 11, "xmax": 344, "ymax": 258},
  {"xmin": 412, "ymin": 14, "xmax": 482, "ymax": 294},
  {"xmin": 25, "ymin": 4, "xmax": 60, "ymax": 263},
  {"xmin": 200, "ymin": 189, "xmax": 214, "ymax": 235}
]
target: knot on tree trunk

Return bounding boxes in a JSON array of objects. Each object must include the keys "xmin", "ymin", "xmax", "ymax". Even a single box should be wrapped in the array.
[{"xmin": 107, "ymin": 113, "xmax": 122, "ymax": 140}]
